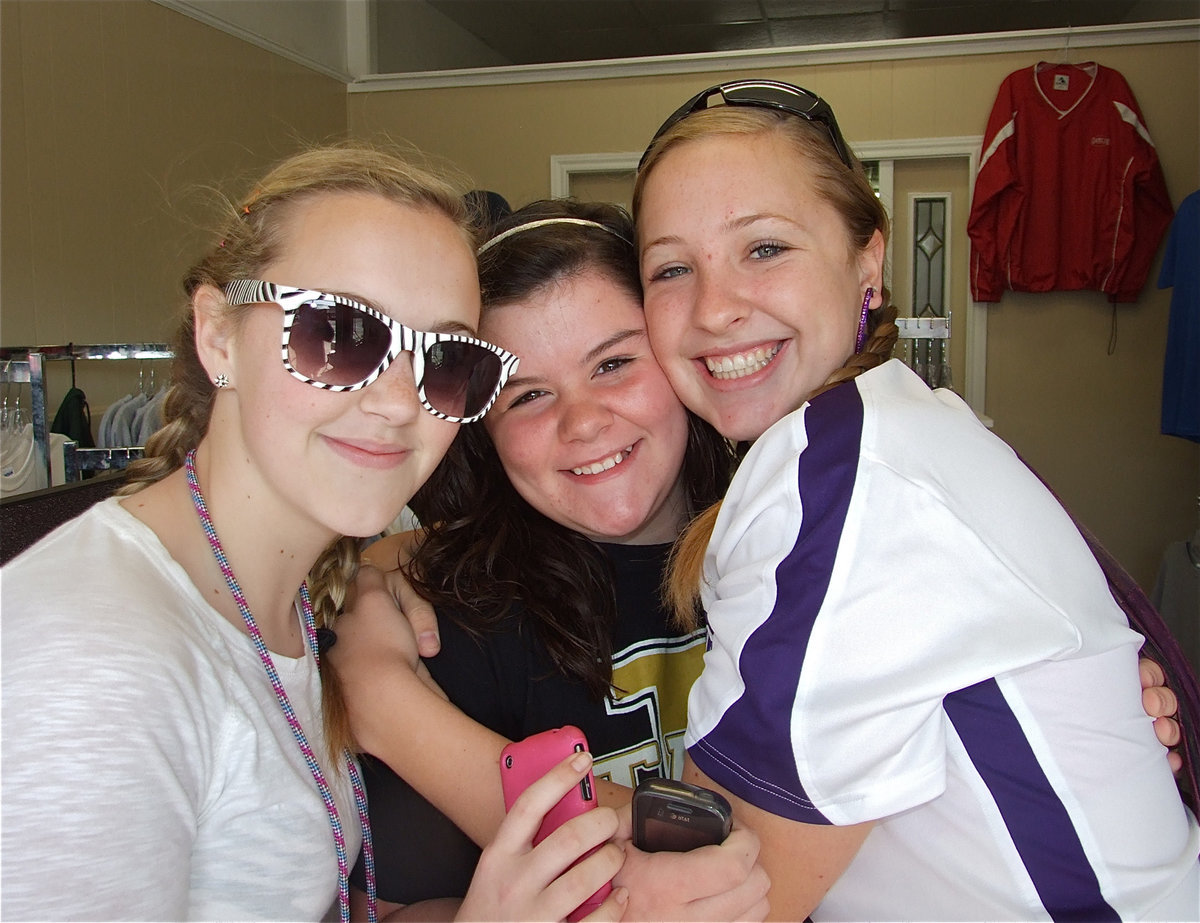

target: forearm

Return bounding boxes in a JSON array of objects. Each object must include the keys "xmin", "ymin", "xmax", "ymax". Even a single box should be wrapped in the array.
[
  {"xmin": 596, "ymin": 779, "xmax": 634, "ymax": 811},
  {"xmin": 349, "ymin": 661, "xmax": 509, "ymax": 846},
  {"xmin": 391, "ymin": 898, "xmax": 462, "ymax": 921},
  {"xmin": 352, "ymin": 887, "xmax": 461, "ymax": 922},
  {"xmin": 682, "ymin": 759, "xmax": 871, "ymax": 921}
]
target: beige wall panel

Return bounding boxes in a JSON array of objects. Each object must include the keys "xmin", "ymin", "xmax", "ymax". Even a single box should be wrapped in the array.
[
  {"xmin": 2, "ymin": 0, "xmax": 347, "ymax": 413},
  {"xmin": 1, "ymin": 0, "xmax": 33, "ymax": 343},
  {"xmin": 350, "ymin": 41, "xmax": 1198, "ymax": 588}
]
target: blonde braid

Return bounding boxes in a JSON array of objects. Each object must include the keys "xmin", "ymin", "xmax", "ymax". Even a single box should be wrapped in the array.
[
  {"xmin": 665, "ymin": 304, "xmax": 900, "ymax": 629},
  {"xmin": 117, "ymin": 314, "xmax": 215, "ymax": 496},
  {"xmin": 307, "ymin": 535, "xmax": 361, "ymax": 766}
]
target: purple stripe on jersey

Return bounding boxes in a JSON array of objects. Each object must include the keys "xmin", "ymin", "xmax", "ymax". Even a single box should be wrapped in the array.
[
  {"xmin": 690, "ymin": 383, "xmax": 865, "ymax": 823},
  {"xmin": 945, "ymin": 679, "xmax": 1119, "ymax": 922}
]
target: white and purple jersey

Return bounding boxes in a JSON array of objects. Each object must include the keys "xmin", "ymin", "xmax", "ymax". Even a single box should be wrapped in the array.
[{"xmin": 686, "ymin": 360, "xmax": 1198, "ymax": 920}]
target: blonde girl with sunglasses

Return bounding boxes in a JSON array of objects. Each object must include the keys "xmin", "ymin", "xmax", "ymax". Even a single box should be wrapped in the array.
[{"xmin": 1, "ymin": 145, "xmax": 626, "ymax": 923}]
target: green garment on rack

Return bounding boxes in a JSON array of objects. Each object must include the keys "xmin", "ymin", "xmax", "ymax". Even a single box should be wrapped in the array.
[{"xmin": 50, "ymin": 387, "xmax": 95, "ymax": 448}]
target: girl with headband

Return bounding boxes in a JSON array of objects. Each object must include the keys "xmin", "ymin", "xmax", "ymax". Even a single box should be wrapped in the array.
[{"xmin": 331, "ymin": 199, "xmax": 769, "ymax": 921}]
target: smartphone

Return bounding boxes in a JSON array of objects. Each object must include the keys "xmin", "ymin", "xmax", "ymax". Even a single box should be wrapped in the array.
[
  {"xmin": 499, "ymin": 726, "xmax": 612, "ymax": 921},
  {"xmin": 632, "ymin": 778, "xmax": 733, "ymax": 853}
]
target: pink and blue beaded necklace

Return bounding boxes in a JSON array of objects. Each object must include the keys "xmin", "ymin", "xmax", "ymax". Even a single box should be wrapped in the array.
[{"xmin": 185, "ymin": 449, "xmax": 377, "ymax": 923}]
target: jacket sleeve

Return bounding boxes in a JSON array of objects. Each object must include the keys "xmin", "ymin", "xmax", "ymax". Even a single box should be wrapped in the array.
[
  {"xmin": 968, "ymin": 74, "xmax": 1021, "ymax": 303},
  {"xmin": 1104, "ymin": 81, "xmax": 1174, "ymax": 302}
]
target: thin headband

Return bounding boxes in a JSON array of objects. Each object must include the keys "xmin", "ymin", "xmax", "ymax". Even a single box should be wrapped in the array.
[{"xmin": 477, "ymin": 218, "xmax": 632, "ymax": 255}]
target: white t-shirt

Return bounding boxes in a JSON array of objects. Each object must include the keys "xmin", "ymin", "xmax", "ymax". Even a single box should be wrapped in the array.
[
  {"xmin": 1, "ymin": 497, "xmax": 361, "ymax": 921},
  {"xmin": 686, "ymin": 360, "xmax": 1199, "ymax": 920}
]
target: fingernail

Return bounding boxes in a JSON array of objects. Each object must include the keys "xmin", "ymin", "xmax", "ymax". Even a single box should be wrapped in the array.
[
  {"xmin": 418, "ymin": 633, "xmax": 440, "ymax": 655},
  {"xmin": 570, "ymin": 751, "xmax": 592, "ymax": 772}
]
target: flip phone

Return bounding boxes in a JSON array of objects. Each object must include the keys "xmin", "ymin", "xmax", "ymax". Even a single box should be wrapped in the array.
[{"xmin": 632, "ymin": 777, "xmax": 733, "ymax": 852}]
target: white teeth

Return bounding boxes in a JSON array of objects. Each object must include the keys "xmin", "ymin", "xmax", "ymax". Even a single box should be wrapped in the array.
[
  {"xmin": 571, "ymin": 445, "xmax": 634, "ymax": 477},
  {"xmin": 704, "ymin": 343, "xmax": 782, "ymax": 380}
]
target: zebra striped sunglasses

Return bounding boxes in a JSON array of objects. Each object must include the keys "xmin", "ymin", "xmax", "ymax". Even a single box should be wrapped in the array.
[{"xmin": 224, "ymin": 279, "xmax": 518, "ymax": 423}]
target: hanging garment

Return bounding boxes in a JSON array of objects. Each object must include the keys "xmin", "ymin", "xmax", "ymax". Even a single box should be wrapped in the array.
[
  {"xmin": 1157, "ymin": 189, "xmax": 1200, "ymax": 443},
  {"xmin": 133, "ymin": 388, "xmax": 167, "ymax": 446},
  {"xmin": 98, "ymin": 394, "xmax": 133, "ymax": 449},
  {"xmin": 1, "ymin": 424, "xmax": 48, "ymax": 498},
  {"xmin": 968, "ymin": 62, "xmax": 1174, "ymax": 303},
  {"xmin": 50, "ymin": 387, "xmax": 95, "ymax": 449},
  {"xmin": 108, "ymin": 392, "xmax": 147, "ymax": 449}
]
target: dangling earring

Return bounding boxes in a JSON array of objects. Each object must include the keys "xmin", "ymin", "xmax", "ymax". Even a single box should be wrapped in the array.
[
  {"xmin": 855, "ymin": 287, "xmax": 875, "ymax": 353},
  {"xmin": 213, "ymin": 374, "xmax": 230, "ymax": 389}
]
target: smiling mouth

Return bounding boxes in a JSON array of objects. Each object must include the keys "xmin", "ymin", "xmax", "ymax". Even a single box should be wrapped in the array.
[
  {"xmin": 704, "ymin": 343, "xmax": 783, "ymax": 380},
  {"xmin": 570, "ymin": 444, "xmax": 635, "ymax": 477}
]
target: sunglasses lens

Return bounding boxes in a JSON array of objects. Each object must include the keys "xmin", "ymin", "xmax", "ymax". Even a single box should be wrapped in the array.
[
  {"xmin": 422, "ymin": 341, "xmax": 503, "ymax": 420},
  {"xmin": 288, "ymin": 300, "xmax": 390, "ymax": 387}
]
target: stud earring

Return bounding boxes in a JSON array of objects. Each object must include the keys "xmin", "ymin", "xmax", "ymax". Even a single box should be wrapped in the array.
[
  {"xmin": 855, "ymin": 287, "xmax": 875, "ymax": 353},
  {"xmin": 213, "ymin": 374, "xmax": 230, "ymax": 389}
]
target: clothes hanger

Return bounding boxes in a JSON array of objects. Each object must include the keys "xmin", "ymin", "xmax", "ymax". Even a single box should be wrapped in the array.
[
  {"xmin": 1038, "ymin": 24, "xmax": 1079, "ymax": 69},
  {"xmin": 1054, "ymin": 24, "xmax": 1072, "ymax": 64}
]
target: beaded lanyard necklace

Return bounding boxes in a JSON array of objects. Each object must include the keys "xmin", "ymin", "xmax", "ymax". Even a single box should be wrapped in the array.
[{"xmin": 184, "ymin": 450, "xmax": 377, "ymax": 923}]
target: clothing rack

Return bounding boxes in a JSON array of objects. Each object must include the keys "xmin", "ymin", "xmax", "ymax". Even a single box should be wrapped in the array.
[
  {"xmin": 0, "ymin": 344, "xmax": 173, "ymax": 483},
  {"xmin": 895, "ymin": 317, "xmax": 950, "ymax": 340},
  {"xmin": 895, "ymin": 315, "xmax": 953, "ymax": 390}
]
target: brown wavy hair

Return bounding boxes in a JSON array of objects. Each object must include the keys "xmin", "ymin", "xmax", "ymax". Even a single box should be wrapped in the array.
[
  {"xmin": 632, "ymin": 107, "xmax": 899, "ymax": 627},
  {"xmin": 405, "ymin": 199, "xmax": 738, "ymax": 699},
  {"xmin": 117, "ymin": 143, "xmax": 473, "ymax": 760}
]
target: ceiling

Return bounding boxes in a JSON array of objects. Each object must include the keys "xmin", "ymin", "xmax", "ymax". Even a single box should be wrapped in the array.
[{"xmin": 375, "ymin": 0, "xmax": 1198, "ymax": 73}]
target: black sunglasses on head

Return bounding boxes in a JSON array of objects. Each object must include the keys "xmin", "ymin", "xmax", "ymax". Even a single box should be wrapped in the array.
[{"xmin": 639, "ymin": 80, "xmax": 855, "ymax": 171}]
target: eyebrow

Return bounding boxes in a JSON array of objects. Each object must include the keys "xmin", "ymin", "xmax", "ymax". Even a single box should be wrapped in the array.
[
  {"xmin": 641, "ymin": 212, "xmax": 798, "ymax": 256},
  {"xmin": 499, "ymin": 327, "xmax": 645, "ymax": 392},
  {"xmin": 585, "ymin": 328, "xmax": 644, "ymax": 363}
]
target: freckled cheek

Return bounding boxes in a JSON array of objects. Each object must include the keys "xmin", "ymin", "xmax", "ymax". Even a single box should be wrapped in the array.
[
  {"xmin": 644, "ymin": 305, "xmax": 687, "ymax": 363},
  {"xmin": 489, "ymin": 421, "xmax": 540, "ymax": 480}
]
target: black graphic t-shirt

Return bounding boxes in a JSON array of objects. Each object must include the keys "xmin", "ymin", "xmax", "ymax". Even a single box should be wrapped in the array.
[{"xmin": 352, "ymin": 541, "xmax": 705, "ymax": 904}]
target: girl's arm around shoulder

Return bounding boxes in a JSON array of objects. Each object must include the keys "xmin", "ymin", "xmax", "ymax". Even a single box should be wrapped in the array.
[{"xmin": 331, "ymin": 563, "xmax": 513, "ymax": 845}]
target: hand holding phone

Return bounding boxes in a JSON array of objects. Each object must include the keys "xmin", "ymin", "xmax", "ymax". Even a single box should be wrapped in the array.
[
  {"xmin": 499, "ymin": 726, "xmax": 614, "ymax": 920},
  {"xmin": 632, "ymin": 778, "xmax": 733, "ymax": 853}
]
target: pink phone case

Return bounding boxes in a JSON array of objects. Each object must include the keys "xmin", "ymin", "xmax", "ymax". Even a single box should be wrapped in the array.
[{"xmin": 499, "ymin": 726, "xmax": 612, "ymax": 921}]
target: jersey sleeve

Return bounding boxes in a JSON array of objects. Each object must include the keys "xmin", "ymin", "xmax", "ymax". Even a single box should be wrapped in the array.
[{"xmin": 685, "ymin": 381, "xmax": 1113, "ymax": 827}]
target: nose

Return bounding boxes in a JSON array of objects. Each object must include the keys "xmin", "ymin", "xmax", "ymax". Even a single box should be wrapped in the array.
[
  {"xmin": 557, "ymin": 390, "xmax": 613, "ymax": 444},
  {"xmin": 690, "ymin": 266, "xmax": 748, "ymax": 335},
  {"xmin": 356, "ymin": 353, "xmax": 424, "ymax": 425}
]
